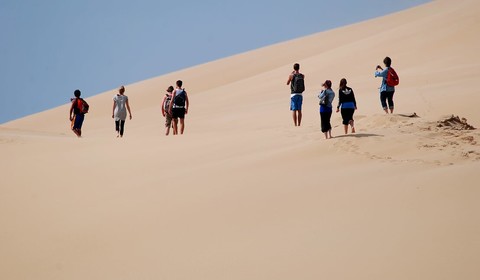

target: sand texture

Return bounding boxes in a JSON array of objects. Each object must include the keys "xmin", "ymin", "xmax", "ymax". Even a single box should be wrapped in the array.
[{"xmin": 1, "ymin": 0, "xmax": 479, "ymax": 279}]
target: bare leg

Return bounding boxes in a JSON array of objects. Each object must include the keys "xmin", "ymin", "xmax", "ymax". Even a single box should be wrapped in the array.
[
  {"xmin": 390, "ymin": 108, "xmax": 394, "ymax": 114},
  {"xmin": 172, "ymin": 119, "xmax": 178, "ymax": 135},
  {"xmin": 350, "ymin": 120, "xmax": 355, "ymax": 133},
  {"xmin": 179, "ymin": 118, "xmax": 185, "ymax": 134},
  {"xmin": 344, "ymin": 125, "xmax": 348, "ymax": 134},
  {"xmin": 297, "ymin": 110, "xmax": 302, "ymax": 126},
  {"xmin": 72, "ymin": 128, "xmax": 81, "ymax": 137},
  {"xmin": 292, "ymin": 111, "xmax": 298, "ymax": 126},
  {"xmin": 328, "ymin": 129, "xmax": 332, "ymax": 139}
]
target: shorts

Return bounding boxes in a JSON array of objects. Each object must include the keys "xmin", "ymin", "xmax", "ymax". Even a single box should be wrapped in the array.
[
  {"xmin": 165, "ymin": 114, "xmax": 173, "ymax": 127},
  {"xmin": 72, "ymin": 113, "xmax": 84, "ymax": 129},
  {"xmin": 290, "ymin": 95, "xmax": 303, "ymax": 111},
  {"xmin": 172, "ymin": 107, "xmax": 185, "ymax": 119}
]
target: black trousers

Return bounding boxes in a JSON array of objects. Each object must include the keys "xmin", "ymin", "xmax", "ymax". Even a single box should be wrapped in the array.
[
  {"xmin": 380, "ymin": 90, "xmax": 395, "ymax": 109},
  {"xmin": 115, "ymin": 120, "xmax": 125, "ymax": 136},
  {"xmin": 341, "ymin": 108, "xmax": 355, "ymax": 125},
  {"xmin": 320, "ymin": 111, "xmax": 332, "ymax": 132}
]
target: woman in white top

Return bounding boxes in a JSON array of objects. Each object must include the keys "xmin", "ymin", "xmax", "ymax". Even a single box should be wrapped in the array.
[{"xmin": 112, "ymin": 86, "xmax": 132, "ymax": 137}]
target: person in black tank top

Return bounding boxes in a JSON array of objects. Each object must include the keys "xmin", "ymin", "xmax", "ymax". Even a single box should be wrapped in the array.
[{"xmin": 286, "ymin": 63, "xmax": 305, "ymax": 126}]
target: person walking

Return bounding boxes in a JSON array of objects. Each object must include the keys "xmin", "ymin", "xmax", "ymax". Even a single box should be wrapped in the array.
[
  {"xmin": 336, "ymin": 78, "xmax": 357, "ymax": 134},
  {"xmin": 69, "ymin": 89, "xmax": 88, "ymax": 137},
  {"xmin": 318, "ymin": 80, "xmax": 335, "ymax": 139},
  {"xmin": 375, "ymin": 56, "xmax": 397, "ymax": 114},
  {"xmin": 112, "ymin": 86, "xmax": 132, "ymax": 138},
  {"xmin": 161, "ymin": 86, "xmax": 174, "ymax": 136},
  {"xmin": 286, "ymin": 63, "xmax": 305, "ymax": 126},
  {"xmin": 168, "ymin": 80, "xmax": 189, "ymax": 135}
]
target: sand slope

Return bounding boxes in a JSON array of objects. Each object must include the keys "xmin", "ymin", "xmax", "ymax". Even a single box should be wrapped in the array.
[{"xmin": 1, "ymin": 0, "xmax": 480, "ymax": 279}]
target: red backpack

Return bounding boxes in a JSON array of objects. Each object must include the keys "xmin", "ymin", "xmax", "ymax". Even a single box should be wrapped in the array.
[
  {"xmin": 386, "ymin": 67, "xmax": 399, "ymax": 87},
  {"xmin": 76, "ymin": 98, "xmax": 89, "ymax": 114}
]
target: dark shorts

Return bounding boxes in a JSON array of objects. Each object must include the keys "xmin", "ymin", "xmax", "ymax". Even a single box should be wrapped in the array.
[
  {"xmin": 172, "ymin": 108, "xmax": 185, "ymax": 119},
  {"xmin": 72, "ymin": 114, "xmax": 84, "ymax": 129}
]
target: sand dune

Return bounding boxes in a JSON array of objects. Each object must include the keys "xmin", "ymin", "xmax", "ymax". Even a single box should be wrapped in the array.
[{"xmin": 1, "ymin": 0, "xmax": 480, "ymax": 279}]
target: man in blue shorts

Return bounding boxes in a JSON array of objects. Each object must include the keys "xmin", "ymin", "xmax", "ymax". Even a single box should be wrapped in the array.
[
  {"xmin": 286, "ymin": 63, "xmax": 305, "ymax": 126},
  {"xmin": 69, "ymin": 89, "xmax": 85, "ymax": 137}
]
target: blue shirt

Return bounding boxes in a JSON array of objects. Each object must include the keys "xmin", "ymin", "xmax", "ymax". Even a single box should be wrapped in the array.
[
  {"xmin": 375, "ymin": 67, "xmax": 395, "ymax": 93},
  {"xmin": 340, "ymin": 101, "xmax": 356, "ymax": 109},
  {"xmin": 320, "ymin": 105, "xmax": 332, "ymax": 113},
  {"xmin": 319, "ymin": 89, "xmax": 335, "ymax": 113}
]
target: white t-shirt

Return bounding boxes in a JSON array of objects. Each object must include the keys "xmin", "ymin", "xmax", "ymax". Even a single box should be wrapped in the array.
[{"xmin": 113, "ymin": 94, "xmax": 128, "ymax": 121}]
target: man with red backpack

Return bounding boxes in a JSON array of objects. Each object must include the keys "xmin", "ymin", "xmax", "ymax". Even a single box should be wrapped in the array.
[
  {"xmin": 375, "ymin": 56, "xmax": 399, "ymax": 114},
  {"xmin": 69, "ymin": 89, "xmax": 89, "ymax": 137}
]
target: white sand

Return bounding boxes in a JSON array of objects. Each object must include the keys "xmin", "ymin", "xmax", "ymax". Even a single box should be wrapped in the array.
[{"xmin": 1, "ymin": 0, "xmax": 480, "ymax": 279}]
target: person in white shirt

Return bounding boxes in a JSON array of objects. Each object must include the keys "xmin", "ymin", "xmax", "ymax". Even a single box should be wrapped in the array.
[{"xmin": 112, "ymin": 86, "xmax": 132, "ymax": 138}]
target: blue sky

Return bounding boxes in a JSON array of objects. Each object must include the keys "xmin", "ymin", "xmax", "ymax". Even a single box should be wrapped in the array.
[{"xmin": 0, "ymin": 0, "xmax": 430, "ymax": 124}]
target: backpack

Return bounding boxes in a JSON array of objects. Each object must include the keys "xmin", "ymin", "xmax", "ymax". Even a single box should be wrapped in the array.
[
  {"xmin": 386, "ymin": 67, "xmax": 399, "ymax": 87},
  {"xmin": 77, "ymin": 98, "xmax": 89, "ymax": 114},
  {"xmin": 164, "ymin": 94, "xmax": 172, "ymax": 111},
  {"xmin": 319, "ymin": 90, "xmax": 329, "ymax": 105},
  {"xmin": 173, "ymin": 90, "xmax": 186, "ymax": 107},
  {"xmin": 292, "ymin": 73, "xmax": 305, "ymax": 93}
]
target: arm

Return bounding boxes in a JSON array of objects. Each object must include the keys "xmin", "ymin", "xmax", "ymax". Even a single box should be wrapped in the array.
[
  {"xmin": 336, "ymin": 92, "xmax": 342, "ymax": 113},
  {"xmin": 352, "ymin": 89, "xmax": 357, "ymax": 109},
  {"xmin": 161, "ymin": 96, "xmax": 166, "ymax": 117},
  {"xmin": 375, "ymin": 67, "xmax": 388, "ymax": 78},
  {"xmin": 286, "ymin": 73, "xmax": 293, "ymax": 85},
  {"xmin": 69, "ymin": 101, "xmax": 75, "ymax": 121},
  {"xmin": 126, "ymin": 98, "xmax": 132, "ymax": 120},
  {"xmin": 168, "ymin": 91, "xmax": 176, "ymax": 114},
  {"xmin": 319, "ymin": 90, "xmax": 329, "ymax": 104},
  {"xmin": 318, "ymin": 90, "xmax": 324, "ymax": 100},
  {"xmin": 112, "ymin": 99, "xmax": 116, "ymax": 118}
]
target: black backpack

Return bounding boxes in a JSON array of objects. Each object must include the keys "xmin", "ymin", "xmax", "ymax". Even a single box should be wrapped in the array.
[
  {"xmin": 292, "ymin": 73, "xmax": 305, "ymax": 93},
  {"xmin": 174, "ymin": 90, "xmax": 186, "ymax": 107}
]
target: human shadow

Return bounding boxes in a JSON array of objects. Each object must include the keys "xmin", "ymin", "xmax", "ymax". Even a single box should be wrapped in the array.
[{"xmin": 333, "ymin": 133, "xmax": 383, "ymax": 139}]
